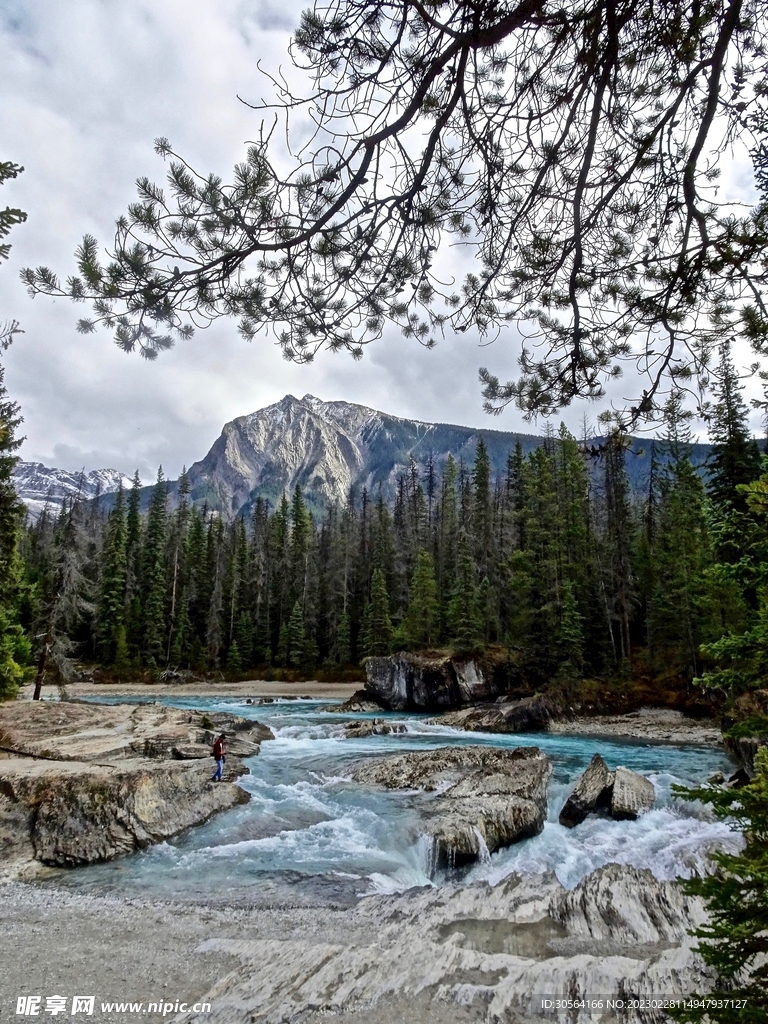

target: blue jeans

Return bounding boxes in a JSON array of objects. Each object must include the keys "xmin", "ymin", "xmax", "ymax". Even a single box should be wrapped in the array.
[{"xmin": 212, "ymin": 758, "xmax": 224, "ymax": 781}]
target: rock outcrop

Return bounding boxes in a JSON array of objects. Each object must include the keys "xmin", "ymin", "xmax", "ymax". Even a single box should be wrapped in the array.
[
  {"xmin": 559, "ymin": 756, "xmax": 655, "ymax": 827},
  {"xmin": 1, "ymin": 757, "xmax": 250, "ymax": 868},
  {"xmin": 0, "ymin": 701, "xmax": 271, "ymax": 874},
  {"xmin": 364, "ymin": 652, "xmax": 504, "ymax": 710},
  {"xmin": 434, "ymin": 694, "xmax": 558, "ymax": 733},
  {"xmin": 353, "ymin": 745, "xmax": 551, "ymax": 871}
]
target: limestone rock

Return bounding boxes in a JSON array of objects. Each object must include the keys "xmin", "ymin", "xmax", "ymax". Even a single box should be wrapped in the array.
[
  {"xmin": 0, "ymin": 700, "xmax": 273, "ymax": 763},
  {"xmin": 331, "ymin": 689, "xmax": 390, "ymax": 713},
  {"xmin": 175, "ymin": 863, "xmax": 716, "ymax": 1024},
  {"xmin": 364, "ymin": 652, "xmax": 504, "ymax": 711},
  {"xmin": 0, "ymin": 757, "xmax": 249, "ymax": 869},
  {"xmin": 353, "ymin": 745, "xmax": 551, "ymax": 872},
  {"xmin": 436, "ymin": 695, "xmax": 557, "ymax": 734},
  {"xmin": 611, "ymin": 766, "xmax": 655, "ymax": 820},
  {"xmin": 550, "ymin": 863, "xmax": 707, "ymax": 944},
  {"xmin": 343, "ymin": 719, "xmax": 406, "ymax": 739},
  {"xmin": 0, "ymin": 700, "xmax": 264, "ymax": 875},
  {"xmin": 559, "ymin": 753, "xmax": 614, "ymax": 828}
]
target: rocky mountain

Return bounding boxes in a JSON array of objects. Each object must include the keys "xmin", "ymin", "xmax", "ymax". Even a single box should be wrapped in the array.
[
  {"xmin": 13, "ymin": 394, "xmax": 713, "ymax": 521},
  {"xmin": 180, "ymin": 394, "xmax": 548, "ymax": 519},
  {"xmin": 11, "ymin": 462, "xmax": 131, "ymax": 519}
]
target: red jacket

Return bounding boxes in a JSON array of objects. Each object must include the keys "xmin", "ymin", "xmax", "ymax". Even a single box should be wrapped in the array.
[{"xmin": 213, "ymin": 738, "xmax": 225, "ymax": 760}]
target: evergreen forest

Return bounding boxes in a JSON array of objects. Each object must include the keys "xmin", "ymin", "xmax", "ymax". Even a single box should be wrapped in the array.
[{"xmin": 3, "ymin": 347, "xmax": 768, "ymax": 715}]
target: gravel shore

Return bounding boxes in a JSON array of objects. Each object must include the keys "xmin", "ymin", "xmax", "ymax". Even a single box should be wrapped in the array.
[{"xmin": 549, "ymin": 707, "xmax": 723, "ymax": 746}]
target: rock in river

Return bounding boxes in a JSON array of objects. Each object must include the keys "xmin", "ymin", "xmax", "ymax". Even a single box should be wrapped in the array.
[
  {"xmin": 559, "ymin": 755, "xmax": 654, "ymax": 828},
  {"xmin": 353, "ymin": 745, "xmax": 551, "ymax": 872},
  {"xmin": 611, "ymin": 765, "xmax": 655, "ymax": 820},
  {"xmin": 435, "ymin": 695, "xmax": 558, "ymax": 734},
  {"xmin": 558, "ymin": 753, "xmax": 614, "ymax": 827}
]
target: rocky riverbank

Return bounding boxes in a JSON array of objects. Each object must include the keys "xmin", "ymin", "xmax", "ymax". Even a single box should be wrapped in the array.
[
  {"xmin": 0, "ymin": 862, "xmax": 717, "ymax": 1024},
  {"xmin": 0, "ymin": 701, "xmax": 272, "ymax": 876}
]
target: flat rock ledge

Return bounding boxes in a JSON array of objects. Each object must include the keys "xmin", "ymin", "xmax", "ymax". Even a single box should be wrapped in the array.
[
  {"xmin": 559, "ymin": 753, "xmax": 655, "ymax": 827},
  {"xmin": 353, "ymin": 745, "xmax": 551, "ymax": 872},
  {"xmin": 0, "ymin": 700, "xmax": 272, "ymax": 874}
]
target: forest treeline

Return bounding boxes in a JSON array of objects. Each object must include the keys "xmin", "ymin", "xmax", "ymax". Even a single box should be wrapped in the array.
[{"xmin": 3, "ymin": 348, "xmax": 768, "ymax": 705}]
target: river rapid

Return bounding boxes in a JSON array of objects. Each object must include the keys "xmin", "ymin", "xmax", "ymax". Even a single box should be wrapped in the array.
[{"xmin": 53, "ymin": 697, "xmax": 738, "ymax": 907}]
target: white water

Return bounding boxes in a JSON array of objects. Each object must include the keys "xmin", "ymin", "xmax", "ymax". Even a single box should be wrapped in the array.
[{"xmin": 64, "ymin": 696, "xmax": 739, "ymax": 905}]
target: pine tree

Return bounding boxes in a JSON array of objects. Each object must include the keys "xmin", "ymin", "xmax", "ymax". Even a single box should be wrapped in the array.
[
  {"xmin": 447, "ymin": 531, "xmax": 481, "ymax": 653},
  {"xmin": 140, "ymin": 469, "xmax": 168, "ymax": 667},
  {"xmin": 707, "ymin": 343, "xmax": 762, "ymax": 514},
  {"xmin": 165, "ymin": 469, "xmax": 191, "ymax": 665},
  {"xmin": 363, "ymin": 568, "xmax": 394, "ymax": 656},
  {"xmin": 97, "ymin": 483, "xmax": 127, "ymax": 663},
  {"xmin": 332, "ymin": 610, "xmax": 352, "ymax": 665},
  {"xmin": 0, "ymin": 365, "xmax": 26, "ymax": 697},
  {"xmin": 670, "ymin": 750, "xmax": 768, "ymax": 1024},
  {"xmin": 400, "ymin": 549, "xmax": 439, "ymax": 649},
  {"xmin": 32, "ymin": 495, "xmax": 94, "ymax": 697}
]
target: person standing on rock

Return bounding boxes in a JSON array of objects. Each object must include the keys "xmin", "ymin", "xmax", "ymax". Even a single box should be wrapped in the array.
[{"xmin": 211, "ymin": 733, "xmax": 226, "ymax": 782}]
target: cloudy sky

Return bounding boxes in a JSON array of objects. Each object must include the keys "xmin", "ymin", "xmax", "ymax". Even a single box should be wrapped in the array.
[{"xmin": 0, "ymin": 0, "xmax": 762, "ymax": 481}]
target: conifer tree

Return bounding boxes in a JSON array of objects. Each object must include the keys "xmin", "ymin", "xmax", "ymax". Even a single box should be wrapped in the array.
[
  {"xmin": 707, "ymin": 343, "xmax": 762, "ymax": 514},
  {"xmin": 671, "ymin": 750, "xmax": 768, "ymax": 1024},
  {"xmin": 332, "ymin": 610, "xmax": 352, "ymax": 665},
  {"xmin": 166, "ymin": 469, "xmax": 191, "ymax": 665},
  {"xmin": 363, "ymin": 568, "xmax": 394, "ymax": 657},
  {"xmin": 447, "ymin": 531, "xmax": 481, "ymax": 653},
  {"xmin": 472, "ymin": 437, "xmax": 492, "ymax": 577},
  {"xmin": 97, "ymin": 483, "xmax": 127, "ymax": 663},
  {"xmin": 32, "ymin": 495, "xmax": 94, "ymax": 697},
  {"xmin": 400, "ymin": 549, "xmax": 439, "ymax": 649},
  {"xmin": 140, "ymin": 469, "xmax": 168, "ymax": 667},
  {"xmin": 0, "ymin": 365, "xmax": 26, "ymax": 696}
]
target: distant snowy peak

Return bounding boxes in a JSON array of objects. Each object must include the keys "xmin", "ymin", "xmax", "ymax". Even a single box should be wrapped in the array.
[{"xmin": 12, "ymin": 462, "xmax": 131, "ymax": 518}]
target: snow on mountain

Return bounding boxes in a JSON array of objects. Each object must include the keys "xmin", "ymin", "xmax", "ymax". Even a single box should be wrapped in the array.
[{"xmin": 12, "ymin": 462, "xmax": 132, "ymax": 519}]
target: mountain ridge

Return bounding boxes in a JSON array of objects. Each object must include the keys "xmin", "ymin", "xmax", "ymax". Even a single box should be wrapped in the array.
[{"xmin": 12, "ymin": 394, "xmax": 712, "ymax": 520}]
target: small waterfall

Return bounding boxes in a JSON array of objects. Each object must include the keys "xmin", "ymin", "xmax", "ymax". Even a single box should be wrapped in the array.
[{"xmin": 472, "ymin": 826, "xmax": 492, "ymax": 865}]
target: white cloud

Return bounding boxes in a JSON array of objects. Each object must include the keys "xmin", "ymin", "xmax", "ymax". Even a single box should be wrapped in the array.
[{"xmin": 0, "ymin": 0, "xmax": 764, "ymax": 481}]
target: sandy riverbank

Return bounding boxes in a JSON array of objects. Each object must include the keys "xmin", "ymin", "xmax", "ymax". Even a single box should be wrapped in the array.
[{"xmin": 18, "ymin": 679, "xmax": 362, "ymax": 702}]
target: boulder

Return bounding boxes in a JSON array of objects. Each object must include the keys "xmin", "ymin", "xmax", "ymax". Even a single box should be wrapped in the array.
[
  {"xmin": 610, "ymin": 765, "xmax": 655, "ymax": 820},
  {"xmin": 550, "ymin": 863, "xmax": 707, "ymax": 944},
  {"xmin": 559, "ymin": 758, "xmax": 655, "ymax": 826},
  {"xmin": 343, "ymin": 719, "xmax": 407, "ymax": 739},
  {"xmin": 353, "ymin": 745, "xmax": 551, "ymax": 872},
  {"xmin": 331, "ymin": 689, "xmax": 391, "ymax": 714},
  {"xmin": 364, "ymin": 652, "xmax": 503, "ymax": 711},
  {"xmin": 435, "ymin": 695, "xmax": 557, "ymax": 734},
  {"xmin": 559, "ymin": 753, "xmax": 614, "ymax": 828}
]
